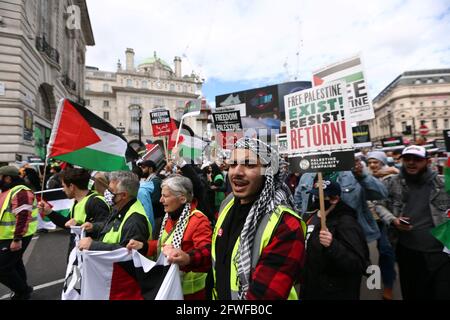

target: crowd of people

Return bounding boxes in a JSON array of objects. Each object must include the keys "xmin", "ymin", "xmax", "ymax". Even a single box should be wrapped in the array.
[{"xmin": 0, "ymin": 138, "xmax": 449, "ymax": 300}]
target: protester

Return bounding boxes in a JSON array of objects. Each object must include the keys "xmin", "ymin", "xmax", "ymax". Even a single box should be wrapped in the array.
[
  {"xmin": 139, "ymin": 160, "xmax": 164, "ymax": 235},
  {"xmin": 38, "ymin": 168, "xmax": 110, "ymax": 254},
  {"xmin": 127, "ymin": 175, "xmax": 212, "ymax": 300},
  {"xmin": 366, "ymin": 151, "xmax": 398, "ymax": 300},
  {"xmin": 210, "ymin": 138, "xmax": 306, "ymax": 300},
  {"xmin": 383, "ymin": 145, "xmax": 450, "ymax": 299},
  {"xmin": 301, "ymin": 180, "xmax": 370, "ymax": 300},
  {"xmin": 203, "ymin": 162, "xmax": 225, "ymax": 216},
  {"xmin": 0, "ymin": 165, "xmax": 38, "ymax": 300},
  {"xmin": 79, "ymin": 171, "xmax": 151, "ymax": 253},
  {"xmin": 45, "ymin": 164, "xmax": 62, "ymax": 189},
  {"xmin": 294, "ymin": 156, "xmax": 388, "ymax": 244},
  {"xmin": 133, "ymin": 165, "xmax": 155, "ymax": 231}
]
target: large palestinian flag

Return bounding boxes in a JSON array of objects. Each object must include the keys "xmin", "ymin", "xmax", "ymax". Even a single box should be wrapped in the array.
[{"xmin": 47, "ymin": 99, "xmax": 137, "ymax": 171}]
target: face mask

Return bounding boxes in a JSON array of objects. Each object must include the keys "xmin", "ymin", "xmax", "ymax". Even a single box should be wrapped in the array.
[{"xmin": 104, "ymin": 189, "xmax": 116, "ymax": 207}]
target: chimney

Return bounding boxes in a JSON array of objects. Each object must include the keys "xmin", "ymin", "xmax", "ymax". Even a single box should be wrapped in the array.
[
  {"xmin": 125, "ymin": 48, "xmax": 135, "ymax": 71},
  {"xmin": 117, "ymin": 59, "xmax": 122, "ymax": 71},
  {"xmin": 174, "ymin": 56, "xmax": 182, "ymax": 77}
]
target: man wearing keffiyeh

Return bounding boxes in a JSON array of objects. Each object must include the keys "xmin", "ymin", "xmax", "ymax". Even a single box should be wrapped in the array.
[{"xmin": 210, "ymin": 137, "xmax": 306, "ymax": 300}]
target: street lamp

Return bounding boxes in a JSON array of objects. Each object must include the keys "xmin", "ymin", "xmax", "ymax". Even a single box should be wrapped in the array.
[
  {"xmin": 386, "ymin": 105, "xmax": 393, "ymax": 137},
  {"xmin": 138, "ymin": 109, "xmax": 142, "ymax": 145}
]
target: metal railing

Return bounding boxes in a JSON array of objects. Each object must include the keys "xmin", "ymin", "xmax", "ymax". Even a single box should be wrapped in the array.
[{"xmin": 35, "ymin": 36, "xmax": 60, "ymax": 65}]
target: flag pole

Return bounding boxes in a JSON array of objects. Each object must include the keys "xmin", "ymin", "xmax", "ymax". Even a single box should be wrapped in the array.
[
  {"xmin": 174, "ymin": 117, "xmax": 184, "ymax": 150},
  {"xmin": 163, "ymin": 136, "xmax": 169, "ymax": 162},
  {"xmin": 318, "ymin": 172, "xmax": 327, "ymax": 231},
  {"xmin": 39, "ymin": 157, "xmax": 49, "ymax": 202}
]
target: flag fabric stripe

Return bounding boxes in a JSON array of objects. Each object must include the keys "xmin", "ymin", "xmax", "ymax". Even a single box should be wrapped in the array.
[
  {"xmin": 90, "ymin": 129, "xmax": 128, "ymax": 156},
  {"xmin": 431, "ymin": 220, "xmax": 450, "ymax": 249},
  {"xmin": 182, "ymin": 100, "xmax": 201, "ymax": 119},
  {"xmin": 314, "ymin": 57, "xmax": 361, "ymax": 79},
  {"xmin": 444, "ymin": 166, "xmax": 450, "ymax": 193},
  {"xmin": 54, "ymin": 147, "xmax": 130, "ymax": 171}
]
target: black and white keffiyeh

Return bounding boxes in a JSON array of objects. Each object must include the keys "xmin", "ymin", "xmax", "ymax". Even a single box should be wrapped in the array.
[
  {"xmin": 232, "ymin": 137, "xmax": 296, "ymax": 299},
  {"xmin": 157, "ymin": 202, "xmax": 191, "ymax": 250}
]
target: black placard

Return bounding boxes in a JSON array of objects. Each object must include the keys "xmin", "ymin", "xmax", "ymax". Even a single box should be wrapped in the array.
[
  {"xmin": 288, "ymin": 150, "xmax": 355, "ymax": 173},
  {"xmin": 212, "ymin": 110, "xmax": 243, "ymax": 132}
]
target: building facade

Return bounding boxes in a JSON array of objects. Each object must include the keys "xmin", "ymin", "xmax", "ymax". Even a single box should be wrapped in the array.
[
  {"xmin": 0, "ymin": 0, "xmax": 94, "ymax": 163},
  {"xmin": 367, "ymin": 69, "xmax": 450, "ymax": 143},
  {"xmin": 85, "ymin": 48, "xmax": 208, "ymax": 149}
]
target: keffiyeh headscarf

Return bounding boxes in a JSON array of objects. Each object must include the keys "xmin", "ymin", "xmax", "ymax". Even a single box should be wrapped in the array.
[{"xmin": 232, "ymin": 137, "xmax": 296, "ymax": 299}]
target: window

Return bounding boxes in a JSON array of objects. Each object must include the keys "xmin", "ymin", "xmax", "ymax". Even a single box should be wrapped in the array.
[
  {"xmin": 129, "ymin": 106, "xmax": 141, "ymax": 135},
  {"xmin": 183, "ymin": 85, "xmax": 187, "ymax": 93},
  {"xmin": 131, "ymin": 97, "xmax": 140, "ymax": 105},
  {"xmin": 170, "ymin": 83, "xmax": 175, "ymax": 92},
  {"xmin": 444, "ymin": 100, "xmax": 447, "ymax": 105},
  {"xmin": 420, "ymin": 102, "xmax": 424, "ymax": 107},
  {"xmin": 410, "ymin": 101, "xmax": 415, "ymax": 105},
  {"xmin": 154, "ymin": 98, "xmax": 163, "ymax": 108},
  {"xmin": 127, "ymin": 79, "xmax": 133, "ymax": 87},
  {"xmin": 432, "ymin": 119, "xmax": 437, "ymax": 129},
  {"xmin": 85, "ymin": 82, "xmax": 91, "ymax": 91},
  {"xmin": 432, "ymin": 101, "xmax": 435, "ymax": 106},
  {"xmin": 401, "ymin": 121, "xmax": 407, "ymax": 131},
  {"xmin": 401, "ymin": 114, "xmax": 405, "ymax": 118},
  {"xmin": 103, "ymin": 100, "xmax": 109, "ymax": 107},
  {"xmin": 445, "ymin": 119, "xmax": 449, "ymax": 129},
  {"xmin": 142, "ymin": 81, "xmax": 148, "ymax": 89},
  {"xmin": 103, "ymin": 84, "xmax": 109, "ymax": 92},
  {"xmin": 438, "ymin": 78, "xmax": 445, "ymax": 83},
  {"xmin": 103, "ymin": 112, "xmax": 109, "ymax": 121},
  {"xmin": 426, "ymin": 79, "xmax": 433, "ymax": 84},
  {"xmin": 415, "ymin": 79, "xmax": 421, "ymax": 85},
  {"xmin": 85, "ymin": 99, "xmax": 90, "ymax": 106}
]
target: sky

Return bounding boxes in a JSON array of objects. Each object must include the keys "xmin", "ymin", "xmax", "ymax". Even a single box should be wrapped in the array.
[{"xmin": 85, "ymin": 0, "xmax": 450, "ymax": 108}]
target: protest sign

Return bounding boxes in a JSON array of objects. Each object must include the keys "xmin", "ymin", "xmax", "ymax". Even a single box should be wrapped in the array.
[
  {"xmin": 212, "ymin": 110, "xmax": 243, "ymax": 132},
  {"xmin": 150, "ymin": 110, "xmax": 171, "ymax": 137},
  {"xmin": 381, "ymin": 136, "xmax": 403, "ymax": 148},
  {"xmin": 352, "ymin": 125, "xmax": 372, "ymax": 148},
  {"xmin": 285, "ymin": 80, "xmax": 354, "ymax": 172},
  {"xmin": 313, "ymin": 54, "xmax": 374, "ymax": 122}
]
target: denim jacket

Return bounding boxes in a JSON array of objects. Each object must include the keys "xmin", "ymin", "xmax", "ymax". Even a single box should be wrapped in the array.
[{"xmin": 294, "ymin": 171, "xmax": 388, "ymax": 242}]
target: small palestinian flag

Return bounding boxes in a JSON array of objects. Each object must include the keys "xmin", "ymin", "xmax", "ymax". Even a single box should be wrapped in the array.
[
  {"xmin": 35, "ymin": 188, "xmax": 74, "ymax": 230},
  {"xmin": 431, "ymin": 217, "xmax": 450, "ymax": 252},
  {"xmin": 47, "ymin": 99, "xmax": 138, "ymax": 171},
  {"xmin": 178, "ymin": 134, "xmax": 207, "ymax": 163},
  {"xmin": 182, "ymin": 100, "xmax": 201, "ymax": 119}
]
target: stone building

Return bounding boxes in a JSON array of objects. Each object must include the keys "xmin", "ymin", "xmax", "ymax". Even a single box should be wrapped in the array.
[
  {"xmin": 0, "ymin": 0, "xmax": 94, "ymax": 163},
  {"xmin": 367, "ymin": 69, "xmax": 450, "ymax": 143},
  {"xmin": 85, "ymin": 48, "xmax": 208, "ymax": 149}
]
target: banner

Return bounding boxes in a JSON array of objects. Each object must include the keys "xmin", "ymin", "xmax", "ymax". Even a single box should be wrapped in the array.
[
  {"xmin": 150, "ymin": 110, "xmax": 171, "ymax": 137},
  {"xmin": 313, "ymin": 54, "xmax": 375, "ymax": 122},
  {"xmin": 212, "ymin": 110, "xmax": 243, "ymax": 132},
  {"xmin": 352, "ymin": 125, "xmax": 372, "ymax": 148}
]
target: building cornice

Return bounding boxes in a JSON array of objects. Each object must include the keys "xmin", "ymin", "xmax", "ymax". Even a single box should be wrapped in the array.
[
  {"xmin": 374, "ymin": 91, "xmax": 450, "ymax": 109},
  {"xmin": 75, "ymin": 0, "xmax": 95, "ymax": 46},
  {"xmin": 110, "ymin": 86, "xmax": 200, "ymax": 98}
]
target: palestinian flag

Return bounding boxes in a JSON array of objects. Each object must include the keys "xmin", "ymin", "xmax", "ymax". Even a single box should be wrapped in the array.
[
  {"xmin": 431, "ymin": 216, "xmax": 450, "ymax": 252},
  {"xmin": 47, "ymin": 99, "xmax": 138, "ymax": 171},
  {"xmin": 62, "ymin": 248, "xmax": 183, "ymax": 300},
  {"xmin": 35, "ymin": 188, "xmax": 74, "ymax": 230},
  {"xmin": 182, "ymin": 100, "xmax": 201, "ymax": 119},
  {"xmin": 313, "ymin": 56, "xmax": 364, "ymax": 86},
  {"xmin": 178, "ymin": 134, "xmax": 207, "ymax": 164}
]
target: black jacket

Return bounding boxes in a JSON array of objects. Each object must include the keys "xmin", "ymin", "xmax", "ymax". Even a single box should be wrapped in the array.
[
  {"xmin": 47, "ymin": 191, "xmax": 111, "ymax": 256},
  {"xmin": 90, "ymin": 198, "xmax": 150, "ymax": 255},
  {"xmin": 302, "ymin": 201, "xmax": 370, "ymax": 300}
]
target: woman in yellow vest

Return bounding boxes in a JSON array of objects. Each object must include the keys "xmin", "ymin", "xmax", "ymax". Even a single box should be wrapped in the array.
[{"xmin": 127, "ymin": 175, "xmax": 212, "ymax": 300}]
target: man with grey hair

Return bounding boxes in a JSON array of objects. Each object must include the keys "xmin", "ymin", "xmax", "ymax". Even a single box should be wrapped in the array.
[{"xmin": 79, "ymin": 171, "xmax": 151, "ymax": 253}]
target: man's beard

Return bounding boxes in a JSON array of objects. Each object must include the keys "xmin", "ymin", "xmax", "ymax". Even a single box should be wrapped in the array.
[
  {"xmin": 402, "ymin": 165, "xmax": 428, "ymax": 183},
  {"xmin": 142, "ymin": 171, "xmax": 149, "ymax": 179}
]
